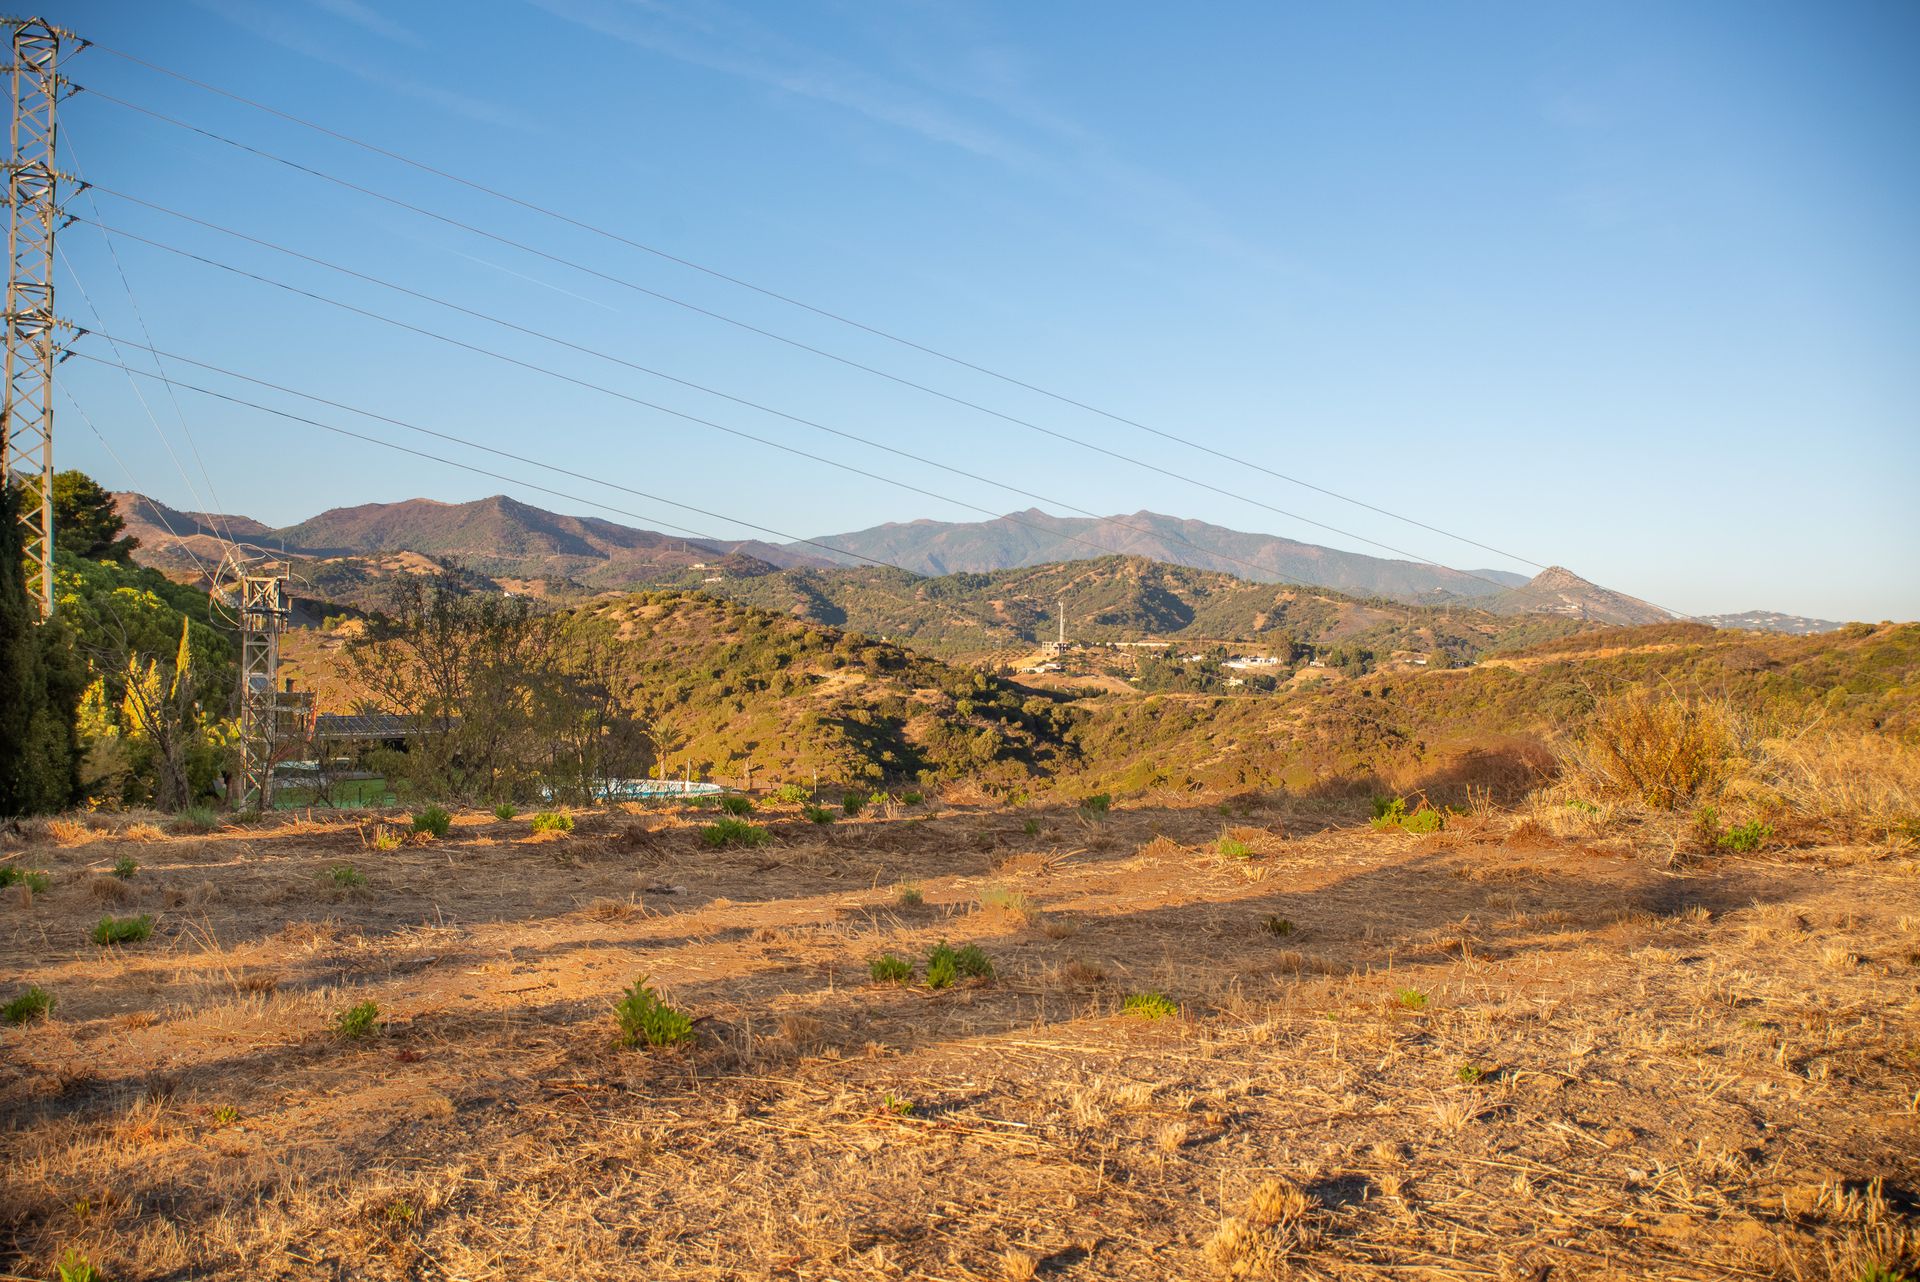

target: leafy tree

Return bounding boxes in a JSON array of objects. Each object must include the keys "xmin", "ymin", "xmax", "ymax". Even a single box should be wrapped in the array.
[
  {"xmin": 0, "ymin": 483, "xmax": 84, "ymax": 815},
  {"xmin": 348, "ymin": 577, "xmax": 648, "ymax": 802},
  {"xmin": 24, "ymin": 470, "xmax": 138, "ymax": 563}
]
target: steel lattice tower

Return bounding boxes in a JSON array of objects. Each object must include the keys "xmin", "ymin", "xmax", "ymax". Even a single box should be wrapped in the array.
[
  {"xmin": 2, "ymin": 15, "xmax": 62, "ymax": 617},
  {"xmin": 234, "ymin": 556, "xmax": 295, "ymax": 810}
]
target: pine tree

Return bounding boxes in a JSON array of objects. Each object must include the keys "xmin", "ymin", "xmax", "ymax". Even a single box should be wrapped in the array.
[{"xmin": 0, "ymin": 482, "xmax": 82, "ymax": 815}]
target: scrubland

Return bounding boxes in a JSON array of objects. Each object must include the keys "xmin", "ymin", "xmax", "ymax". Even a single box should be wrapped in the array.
[{"xmin": 4, "ymin": 763, "xmax": 1917, "ymax": 1280}]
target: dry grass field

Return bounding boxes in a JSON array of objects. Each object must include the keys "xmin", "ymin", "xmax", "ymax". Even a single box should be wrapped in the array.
[{"xmin": 3, "ymin": 795, "xmax": 1916, "ymax": 1280}]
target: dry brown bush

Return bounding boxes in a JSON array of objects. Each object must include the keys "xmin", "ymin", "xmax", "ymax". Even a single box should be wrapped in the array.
[
  {"xmin": 1730, "ymin": 731, "xmax": 1920, "ymax": 843},
  {"xmin": 1557, "ymin": 692, "xmax": 1745, "ymax": 809}
]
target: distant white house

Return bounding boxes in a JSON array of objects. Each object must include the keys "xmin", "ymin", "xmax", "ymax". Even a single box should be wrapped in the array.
[{"xmin": 1223, "ymin": 655, "xmax": 1282, "ymax": 670}]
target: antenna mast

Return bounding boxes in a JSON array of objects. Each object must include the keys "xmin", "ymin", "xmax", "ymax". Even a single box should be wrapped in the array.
[{"xmin": 1, "ymin": 15, "xmax": 66, "ymax": 617}]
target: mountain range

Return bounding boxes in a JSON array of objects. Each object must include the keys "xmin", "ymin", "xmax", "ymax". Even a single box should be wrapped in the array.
[{"xmin": 114, "ymin": 491, "xmax": 1691, "ymax": 632}]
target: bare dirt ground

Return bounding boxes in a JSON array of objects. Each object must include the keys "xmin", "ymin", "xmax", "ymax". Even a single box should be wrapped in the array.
[{"xmin": 3, "ymin": 797, "xmax": 1916, "ymax": 1280}]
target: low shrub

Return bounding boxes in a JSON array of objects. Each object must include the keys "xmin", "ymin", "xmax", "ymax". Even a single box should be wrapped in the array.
[
  {"xmin": 614, "ymin": 977, "xmax": 695, "ymax": 1048},
  {"xmin": 868, "ymin": 954, "xmax": 914, "ymax": 983},
  {"xmin": 3, "ymin": 985, "xmax": 54, "ymax": 1024},
  {"xmin": 56, "ymin": 1250, "xmax": 98, "ymax": 1282},
  {"xmin": 92, "ymin": 914, "xmax": 154, "ymax": 946},
  {"xmin": 335, "ymin": 1000, "xmax": 380, "ymax": 1040},
  {"xmin": 1717, "ymin": 819, "xmax": 1772, "ymax": 853},
  {"xmin": 801, "ymin": 805, "xmax": 835, "ymax": 825},
  {"xmin": 411, "ymin": 806, "xmax": 452, "ymax": 839},
  {"xmin": 771, "ymin": 783, "xmax": 809, "ymax": 804},
  {"xmin": 1394, "ymin": 987, "xmax": 1429, "ymax": 1011},
  {"xmin": 926, "ymin": 941, "xmax": 993, "ymax": 989},
  {"xmin": 530, "ymin": 812, "xmax": 574, "ymax": 834},
  {"xmin": 171, "ymin": 806, "xmax": 219, "ymax": 833},
  {"xmin": 900, "ymin": 790, "xmax": 924, "ymax": 807},
  {"xmin": 719, "ymin": 794, "xmax": 754, "ymax": 816},
  {"xmin": 895, "ymin": 883, "xmax": 924, "ymax": 908},
  {"xmin": 370, "ymin": 826, "xmax": 402, "ymax": 852},
  {"xmin": 1263, "ymin": 915, "xmax": 1296, "ymax": 937},
  {"xmin": 842, "ymin": 792, "xmax": 867, "ymax": 816},
  {"xmin": 111, "ymin": 855, "xmax": 139, "ymax": 879},
  {"xmin": 1559, "ymin": 692, "xmax": 1743, "ymax": 809},
  {"xmin": 493, "ymin": 803, "xmax": 518, "ymax": 821},
  {"xmin": 329, "ymin": 864, "xmax": 367, "ymax": 889},
  {"xmin": 1217, "ymin": 834, "xmax": 1252, "ymax": 859},
  {"xmin": 0, "ymin": 866, "xmax": 50, "ymax": 893},
  {"xmin": 700, "ymin": 817, "xmax": 771, "ymax": 848},
  {"xmin": 1122, "ymin": 990, "xmax": 1178, "ymax": 1020},
  {"xmin": 1080, "ymin": 793, "xmax": 1112, "ymax": 814},
  {"xmin": 1401, "ymin": 808, "xmax": 1443, "ymax": 834}
]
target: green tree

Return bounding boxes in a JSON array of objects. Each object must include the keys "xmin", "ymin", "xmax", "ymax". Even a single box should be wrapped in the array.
[
  {"xmin": 0, "ymin": 483, "xmax": 84, "ymax": 815},
  {"xmin": 25, "ymin": 470, "xmax": 138, "ymax": 563}
]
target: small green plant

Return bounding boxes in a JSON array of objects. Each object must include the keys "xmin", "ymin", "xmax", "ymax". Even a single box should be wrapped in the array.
[
  {"xmin": 210, "ymin": 1104, "xmax": 240, "ymax": 1126},
  {"xmin": 1370, "ymin": 797, "xmax": 1441, "ymax": 833},
  {"xmin": 56, "ymin": 1249, "xmax": 99, "ymax": 1282},
  {"xmin": 1717, "ymin": 820, "xmax": 1773, "ymax": 853},
  {"xmin": 842, "ymin": 792, "xmax": 867, "ymax": 816},
  {"xmin": 92, "ymin": 914, "xmax": 154, "ymax": 946},
  {"xmin": 1122, "ymin": 990, "xmax": 1179, "ymax": 1019},
  {"xmin": 1855, "ymin": 1268, "xmax": 1915, "ymax": 1282},
  {"xmin": 880, "ymin": 1091, "xmax": 915, "ymax": 1116},
  {"xmin": 1456, "ymin": 1064, "xmax": 1491, "ymax": 1085},
  {"xmin": 614, "ymin": 977, "xmax": 695, "ymax": 1048},
  {"xmin": 1217, "ymin": 834, "xmax": 1252, "ymax": 859},
  {"xmin": 900, "ymin": 790, "xmax": 924, "ymax": 806},
  {"xmin": 530, "ymin": 811, "xmax": 574, "ymax": 834},
  {"xmin": 1394, "ymin": 987, "xmax": 1429, "ymax": 1012},
  {"xmin": 111, "ymin": 855, "xmax": 139, "ymax": 879},
  {"xmin": 329, "ymin": 864, "xmax": 367, "ymax": 889},
  {"xmin": 922, "ymin": 941, "xmax": 994, "ymax": 988},
  {"xmin": 173, "ymin": 805, "xmax": 219, "ymax": 832},
  {"xmin": 981, "ymin": 885, "xmax": 1033, "ymax": 918},
  {"xmin": 3, "ymin": 985, "xmax": 54, "ymax": 1024},
  {"xmin": 411, "ymin": 806, "xmax": 451, "ymax": 838},
  {"xmin": 0, "ymin": 865, "xmax": 50, "ymax": 893},
  {"xmin": 1022, "ymin": 817, "xmax": 1040, "ymax": 836},
  {"xmin": 335, "ymin": 1000, "xmax": 380, "ymax": 1040},
  {"xmin": 370, "ymin": 826, "xmax": 403, "ymax": 852},
  {"xmin": 895, "ymin": 883, "xmax": 923, "ymax": 908},
  {"xmin": 1080, "ymin": 793, "xmax": 1112, "ymax": 814},
  {"xmin": 1263, "ymin": 915, "xmax": 1296, "ymax": 937},
  {"xmin": 801, "ymin": 804, "xmax": 835, "ymax": 824},
  {"xmin": 1401, "ymin": 808, "xmax": 1443, "ymax": 834},
  {"xmin": 385, "ymin": 1199, "xmax": 415, "ymax": 1226},
  {"xmin": 771, "ymin": 783, "xmax": 809, "ymax": 804},
  {"xmin": 700, "ymin": 817, "xmax": 771, "ymax": 848},
  {"xmin": 493, "ymin": 802, "xmax": 518, "ymax": 821},
  {"xmin": 719, "ymin": 794, "xmax": 754, "ymax": 816},
  {"xmin": 868, "ymin": 954, "xmax": 914, "ymax": 983}
]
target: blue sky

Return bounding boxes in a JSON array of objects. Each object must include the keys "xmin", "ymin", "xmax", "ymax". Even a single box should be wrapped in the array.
[{"xmin": 49, "ymin": 0, "xmax": 1920, "ymax": 619}]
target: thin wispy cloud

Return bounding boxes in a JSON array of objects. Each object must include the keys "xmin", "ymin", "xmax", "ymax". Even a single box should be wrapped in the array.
[
  {"xmin": 193, "ymin": 0, "xmax": 530, "ymax": 132},
  {"xmin": 525, "ymin": 0, "xmax": 1286, "ymax": 274},
  {"xmin": 305, "ymin": 0, "xmax": 426, "ymax": 50}
]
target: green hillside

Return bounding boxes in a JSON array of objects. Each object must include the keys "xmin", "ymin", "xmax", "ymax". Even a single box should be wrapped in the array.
[{"xmin": 676, "ymin": 555, "xmax": 1592, "ymax": 660}]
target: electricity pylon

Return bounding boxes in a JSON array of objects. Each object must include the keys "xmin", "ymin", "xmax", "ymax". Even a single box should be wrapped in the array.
[{"xmin": 1, "ymin": 15, "xmax": 66, "ymax": 617}]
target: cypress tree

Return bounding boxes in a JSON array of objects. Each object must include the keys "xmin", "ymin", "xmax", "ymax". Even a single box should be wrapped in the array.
[{"xmin": 0, "ymin": 482, "xmax": 82, "ymax": 815}]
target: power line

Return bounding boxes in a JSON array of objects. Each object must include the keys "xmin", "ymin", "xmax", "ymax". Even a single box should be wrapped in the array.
[
  {"xmin": 78, "ymin": 84, "xmax": 1546, "ymax": 580},
  {"xmin": 62, "ymin": 126, "xmax": 240, "ymax": 553},
  {"xmin": 54, "ymin": 242, "xmax": 231, "ymax": 560},
  {"xmin": 66, "ymin": 349, "xmax": 922, "ymax": 575},
  {"xmin": 79, "ymin": 189, "xmax": 1509, "ymax": 597},
  {"xmin": 80, "ymin": 219, "xmax": 1404, "ymax": 597},
  {"xmin": 56, "ymin": 379, "xmax": 214, "ymax": 580},
  {"xmin": 79, "ymin": 46, "xmax": 1547, "ymax": 570}
]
